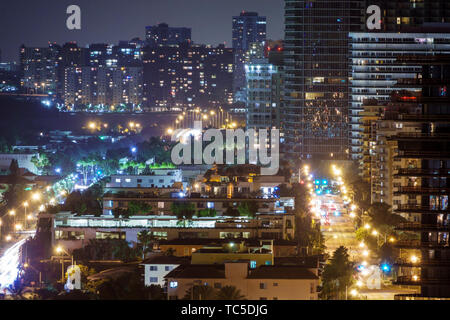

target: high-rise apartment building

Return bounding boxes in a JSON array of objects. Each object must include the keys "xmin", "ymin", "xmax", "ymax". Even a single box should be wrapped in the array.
[
  {"xmin": 283, "ymin": 0, "xmax": 364, "ymax": 161},
  {"xmin": 232, "ymin": 12, "xmax": 267, "ymax": 101},
  {"xmin": 349, "ymin": 31, "xmax": 450, "ymax": 169},
  {"xmin": 368, "ymin": 0, "xmax": 450, "ymax": 31},
  {"xmin": 64, "ymin": 66, "xmax": 143, "ymax": 111},
  {"xmin": 245, "ymin": 42, "xmax": 284, "ymax": 131},
  {"xmin": 142, "ymin": 43, "xmax": 233, "ymax": 110},
  {"xmin": 145, "ymin": 23, "xmax": 191, "ymax": 47},
  {"xmin": 390, "ymin": 55, "xmax": 450, "ymax": 299},
  {"xmin": 19, "ymin": 43, "xmax": 60, "ymax": 96}
]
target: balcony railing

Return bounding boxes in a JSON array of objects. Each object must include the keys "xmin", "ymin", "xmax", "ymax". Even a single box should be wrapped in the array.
[
  {"xmin": 395, "ymin": 204, "xmax": 450, "ymax": 212},
  {"xmin": 393, "ymin": 276, "xmax": 422, "ymax": 285},
  {"xmin": 394, "ymin": 240, "xmax": 421, "ymax": 248},
  {"xmin": 395, "ymin": 276, "xmax": 450, "ymax": 285},
  {"xmin": 394, "ymin": 132, "xmax": 450, "ymax": 139},
  {"xmin": 395, "ymin": 187, "xmax": 450, "ymax": 194},
  {"xmin": 395, "ymin": 240, "xmax": 450, "ymax": 248},
  {"xmin": 396, "ymin": 223, "xmax": 450, "ymax": 230},
  {"xmin": 395, "ymin": 168, "xmax": 450, "ymax": 176}
]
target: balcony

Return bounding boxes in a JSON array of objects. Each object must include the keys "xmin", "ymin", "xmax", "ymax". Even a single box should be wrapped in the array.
[
  {"xmin": 395, "ymin": 240, "xmax": 450, "ymax": 249},
  {"xmin": 394, "ymin": 132, "xmax": 450, "ymax": 140},
  {"xmin": 393, "ymin": 276, "xmax": 422, "ymax": 286},
  {"xmin": 395, "ymin": 150, "xmax": 450, "ymax": 160},
  {"xmin": 395, "ymin": 168, "xmax": 450, "ymax": 177},
  {"xmin": 394, "ymin": 205, "xmax": 450, "ymax": 213},
  {"xmin": 394, "ymin": 187, "xmax": 450, "ymax": 195},
  {"xmin": 396, "ymin": 223, "xmax": 450, "ymax": 231},
  {"xmin": 395, "ymin": 258, "xmax": 450, "ymax": 267},
  {"xmin": 394, "ymin": 276, "xmax": 450, "ymax": 286}
]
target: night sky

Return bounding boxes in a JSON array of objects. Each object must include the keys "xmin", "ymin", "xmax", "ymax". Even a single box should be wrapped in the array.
[{"xmin": 0, "ymin": 0, "xmax": 284, "ymax": 62}]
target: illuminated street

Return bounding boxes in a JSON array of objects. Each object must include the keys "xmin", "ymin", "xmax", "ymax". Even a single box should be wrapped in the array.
[{"xmin": 0, "ymin": 237, "xmax": 27, "ymax": 293}]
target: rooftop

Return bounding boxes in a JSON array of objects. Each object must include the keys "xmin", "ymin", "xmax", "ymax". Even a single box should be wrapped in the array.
[
  {"xmin": 141, "ymin": 255, "xmax": 190, "ymax": 265},
  {"xmin": 247, "ymin": 266, "xmax": 318, "ymax": 280},
  {"xmin": 165, "ymin": 264, "xmax": 225, "ymax": 279}
]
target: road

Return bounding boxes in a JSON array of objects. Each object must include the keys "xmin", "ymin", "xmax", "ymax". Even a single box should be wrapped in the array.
[
  {"xmin": 316, "ymin": 195, "xmax": 420, "ymax": 300},
  {"xmin": 0, "ymin": 236, "xmax": 27, "ymax": 293},
  {"xmin": 316, "ymin": 194, "xmax": 359, "ymax": 257}
]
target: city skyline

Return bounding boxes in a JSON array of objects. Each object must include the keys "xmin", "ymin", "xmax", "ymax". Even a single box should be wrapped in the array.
[{"xmin": 0, "ymin": 0, "xmax": 284, "ymax": 62}]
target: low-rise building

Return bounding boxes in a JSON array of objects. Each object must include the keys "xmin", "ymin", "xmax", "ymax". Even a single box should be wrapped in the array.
[
  {"xmin": 141, "ymin": 255, "xmax": 190, "ymax": 287},
  {"xmin": 158, "ymin": 238, "xmax": 298, "ymax": 258},
  {"xmin": 108, "ymin": 170, "xmax": 183, "ymax": 189},
  {"xmin": 165, "ymin": 262, "xmax": 319, "ymax": 300},
  {"xmin": 40, "ymin": 210, "xmax": 296, "ymax": 252},
  {"xmin": 0, "ymin": 153, "xmax": 39, "ymax": 175}
]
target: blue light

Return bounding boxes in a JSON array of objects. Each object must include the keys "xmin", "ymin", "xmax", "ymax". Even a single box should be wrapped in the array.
[
  {"xmin": 131, "ymin": 147, "xmax": 137, "ymax": 153},
  {"xmin": 381, "ymin": 264, "xmax": 391, "ymax": 272},
  {"xmin": 322, "ymin": 180, "xmax": 328, "ymax": 185},
  {"xmin": 315, "ymin": 180, "xmax": 320, "ymax": 185},
  {"xmin": 55, "ymin": 168, "xmax": 61, "ymax": 174}
]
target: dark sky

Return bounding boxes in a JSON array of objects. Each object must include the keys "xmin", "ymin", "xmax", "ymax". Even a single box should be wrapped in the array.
[{"xmin": 0, "ymin": 0, "xmax": 284, "ymax": 62}]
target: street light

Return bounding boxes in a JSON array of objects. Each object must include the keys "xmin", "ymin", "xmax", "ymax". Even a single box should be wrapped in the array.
[
  {"xmin": 9, "ymin": 209, "xmax": 16, "ymax": 225},
  {"xmin": 23, "ymin": 201, "xmax": 29, "ymax": 229},
  {"xmin": 55, "ymin": 246, "xmax": 74, "ymax": 283},
  {"xmin": 32, "ymin": 192, "xmax": 41, "ymax": 201}
]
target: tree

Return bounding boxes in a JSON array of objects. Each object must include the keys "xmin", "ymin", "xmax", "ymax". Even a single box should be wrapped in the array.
[
  {"xmin": 137, "ymin": 230, "xmax": 155, "ymax": 259},
  {"xmin": 164, "ymin": 248, "xmax": 176, "ymax": 256},
  {"xmin": 197, "ymin": 208, "xmax": 217, "ymax": 217},
  {"xmin": 171, "ymin": 202, "xmax": 196, "ymax": 220},
  {"xmin": 146, "ymin": 284, "xmax": 165, "ymax": 300},
  {"xmin": 183, "ymin": 285, "xmax": 217, "ymax": 300},
  {"xmin": 320, "ymin": 246, "xmax": 354, "ymax": 300},
  {"xmin": 296, "ymin": 215, "xmax": 325, "ymax": 255},
  {"xmin": 367, "ymin": 202, "xmax": 407, "ymax": 230},
  {"xmin": 112, "ymin": 207, "xmax": 130, "ymax": 219},
  {"xmin": 127, "ymin": 201, "xmax": 152, "ymax": 216},
  {"xmin": 216, "ymin": 285, "xmax": 245, "ymax": 300},
  {"xmin": 225, "ymin": 206, "xmax": 240, "ymax": 217},
  {"xmin": 31, "ymin": 153, "xmax": 50, "ymax": 174},
  {"xmin": 237, "ymin": 201, "xmax": 258, "ymax": 217}
]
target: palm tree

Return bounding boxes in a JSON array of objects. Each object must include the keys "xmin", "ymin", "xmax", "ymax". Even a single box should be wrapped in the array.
[
  {"xmin": 183, "ymin": 285, "xmax": 217, "ymax": 300},
  {"xmin": 216, "ymin": 285, "xmax": 246, "ymax": 300}
]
